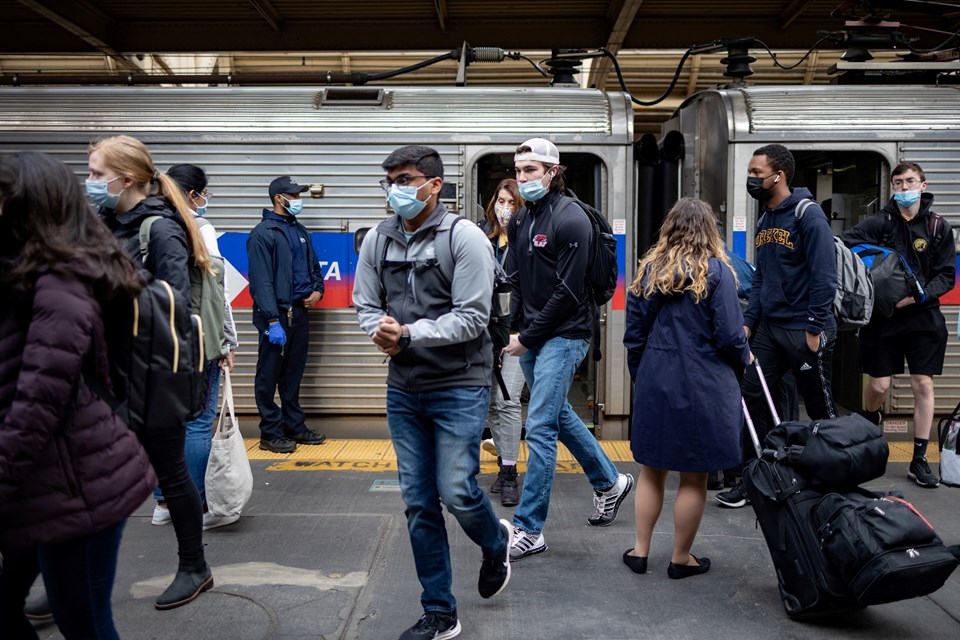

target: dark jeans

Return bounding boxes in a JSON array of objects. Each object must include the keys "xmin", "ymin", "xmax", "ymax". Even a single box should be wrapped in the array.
[
  {"xmin": 387, "ymin": 385, "xmax": 506, "ymax": 613},
  {"xmin": 0, "ymin": 521, "xmax": 125, "ymax": 640},
  {"xmin": 139, "ymin": 419, "xmax": 205, "ymax": 571},
  {"xmin": 741, "ymin": 320, "xmax": 838, "ymax": 461},
  {"xmin": 253, "ymin": 306, "xmax": 310, "ymax": 440}
]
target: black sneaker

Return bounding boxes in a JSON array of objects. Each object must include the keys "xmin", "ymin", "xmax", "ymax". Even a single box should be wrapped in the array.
[
  {"xmin": 908, "ymin": 457, "xmax": 940, "ymax": 488},
  {"xmin": 716, "ymin": 482, "xmax": 750, "ymax": 508},
  {"xmin": 588, "ymin": 472, "xmax": 634, "ymax": 526},
  {"xmin": 289, "ymin": 429, "xmax": 326, "ymax": 445},
  {"xmin": 259, "ymin": 436, "xmax": 296, "ymax": 453},
  {"xmin": 478, "ymin": 519, "xmax": 512, "ymax": 598},
  {"xmin": 857, "ymin": 408, "xmax": 882, "ymax": 426},
  {"xmin": 399, "ymin": 610, "xmax": 461, "ymax": 640}
]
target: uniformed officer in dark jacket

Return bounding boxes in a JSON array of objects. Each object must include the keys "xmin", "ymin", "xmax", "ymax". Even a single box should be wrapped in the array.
[{"xmin": 247, "ymin": 176, "xmax": 326, "ymax": 453}]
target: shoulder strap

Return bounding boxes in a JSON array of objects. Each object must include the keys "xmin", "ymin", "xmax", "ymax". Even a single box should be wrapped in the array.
[
  {"xmin": 928, "ymin": 212, "xmax": 943, "ymax": 249},
  {"xmin": 138, "ymin": 215, "xmax": 164, "ymax": 264},
  {"xmin": 793, "ymin": 198, "xmax": 815, "ymax": 222},
  {"xmin": 435, "ymin": 214, "xmax": 467, "ymax": 285},
  {"xmin": 374, "ymin": 231, "xmax": 391, "ymax": 311}
]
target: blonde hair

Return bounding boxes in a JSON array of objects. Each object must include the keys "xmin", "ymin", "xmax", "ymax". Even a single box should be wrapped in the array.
[
  {"xmin": 629, "ymin": 197, "xmax": 736, "ymax": 303},
  {"xmin": 87, "ymin": 135, "xmax": 213, "ymax": 274}
]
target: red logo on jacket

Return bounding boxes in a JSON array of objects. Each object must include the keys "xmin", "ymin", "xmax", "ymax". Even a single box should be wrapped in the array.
[{"xmin": 533, "ymin": 234, "xmax": 548, "ymax": 248}]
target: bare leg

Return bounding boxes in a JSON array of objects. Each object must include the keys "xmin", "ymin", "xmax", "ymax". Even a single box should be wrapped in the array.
[
  {"xmin": 911, "ymin": 374, "xmax": 935, "ymax": 441},
  {"xmin": 864, "ymin": 375, "xmax": 891, "ymax": 413},
  {"xmin": 631, "ymin": 465, "xmax": 667, "ymax": 558},
  {"xmin": 672, "ymin": 471, "xmax": 708, "ymax": 565}
]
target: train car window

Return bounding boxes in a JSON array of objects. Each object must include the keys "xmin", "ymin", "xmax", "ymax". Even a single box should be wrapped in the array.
[{"xmin": 791, "ymin": 151, "xmax": 885, "ymax": 234}]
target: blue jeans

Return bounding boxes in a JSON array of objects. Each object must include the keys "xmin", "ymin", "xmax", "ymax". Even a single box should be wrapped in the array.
[
  {"xmin": 0, "ymin": 522, "xmax": 125, "ymax": 640},
  {"xmin": 387, "ymin": 385, "xmax": 507, "ymax": 613},
  {"xmin": 155, "ymin": 359, "xmax": 221, "ymax": 504},
  {"xmin": 513, "ymin": 337, "xmax": 619, "ymax": 535}
]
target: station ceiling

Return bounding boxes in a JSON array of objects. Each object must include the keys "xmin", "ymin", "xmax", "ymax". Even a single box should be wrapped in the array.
[{"xmin": 1, "ymin": 1, "xmax": 957, "ymax": 134}]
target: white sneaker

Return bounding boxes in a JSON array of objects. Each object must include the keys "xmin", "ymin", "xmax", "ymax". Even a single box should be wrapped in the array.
[
  {"xmin": 203, "ymin": 513, "xmax": 240, "ymax": 531},
  {"xmin": 151, "ymin": 504, "xmax": 172, "ymax": 526},
  {"xmin": 481, "ymin": 438, "xmax": 498, "ymax": 457},
  {"xmin": 509, "ymin": 530, "xmax": 547, "ymax": 561}
]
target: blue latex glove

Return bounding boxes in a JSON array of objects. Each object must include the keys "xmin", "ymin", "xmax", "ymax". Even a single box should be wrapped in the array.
[{"xmin": 266, "ymin": 323, "xmax": 286, "ymax": 346}]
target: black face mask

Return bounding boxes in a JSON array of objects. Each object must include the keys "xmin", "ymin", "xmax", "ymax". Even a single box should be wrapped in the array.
[{"xmin": 746, "ymin": 173, "xmax": 780, "ymax": 202}]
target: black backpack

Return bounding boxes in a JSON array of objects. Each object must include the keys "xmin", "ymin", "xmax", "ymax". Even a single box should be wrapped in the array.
[
  {"xmin": 85, "ymin": 276, "xmax": 206, "ymax": 433},
  {"xmin": 545, "ymin": 191, "xmax": 618, "ymax": 307}
]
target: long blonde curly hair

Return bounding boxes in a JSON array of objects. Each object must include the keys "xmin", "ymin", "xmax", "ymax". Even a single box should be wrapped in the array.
[{"xmin": 629, "ymin": 197, "xmax": 736, "ymax": 303}]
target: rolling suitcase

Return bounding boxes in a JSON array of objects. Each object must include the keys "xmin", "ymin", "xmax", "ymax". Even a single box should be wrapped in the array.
[{"xmin": 741, "ymin": 363, "xmax": 860, "ymax": 618}]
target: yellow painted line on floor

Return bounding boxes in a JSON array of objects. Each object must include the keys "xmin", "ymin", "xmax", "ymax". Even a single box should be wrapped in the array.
[{"xmin": 247, "ymin": 439, "xmax": 939, "ymax": 471}]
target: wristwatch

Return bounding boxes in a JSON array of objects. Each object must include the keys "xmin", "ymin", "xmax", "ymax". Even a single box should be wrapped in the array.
[{"xmin": 397, "ymin": 326, "xmax": 411, "ymax": 350}]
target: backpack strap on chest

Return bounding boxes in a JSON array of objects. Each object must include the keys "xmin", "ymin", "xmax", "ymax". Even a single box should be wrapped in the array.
[{"xmin": 434, "ymin": 213, "xmax": 467, "ymax": 286}]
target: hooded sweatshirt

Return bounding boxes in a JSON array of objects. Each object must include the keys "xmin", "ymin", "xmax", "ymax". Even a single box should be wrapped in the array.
[{"xmin": 743, "ymin": 187, "xmax": 837, "ymax": 334}]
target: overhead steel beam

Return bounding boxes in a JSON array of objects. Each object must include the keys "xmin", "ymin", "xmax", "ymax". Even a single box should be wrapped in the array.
[
  {"xmin": 780, "ymin": 0, "xmax": 817, "ymax": 29},
  {"xmin": 434, "ymin": 0, "xmax": 448, "ymax": 31},
  {"xmin": 151, "ymin": 54, "xmax": 174, "ymax": 76},
  {"xmin": 15, "ymin": 0, "xmax": 140, "ymax": 71},
  {"xmin": 587, "ymin": 0, "xmax": 645, "ymax": 90},
  {"xmin": 248, "ymin": 0, "xmax": 282, "ymax": 32}
]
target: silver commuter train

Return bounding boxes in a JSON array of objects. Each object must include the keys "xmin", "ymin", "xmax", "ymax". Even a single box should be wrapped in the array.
[{"xmin": 0, "ymin": 83, "xmax": 957, "ymax": 438}]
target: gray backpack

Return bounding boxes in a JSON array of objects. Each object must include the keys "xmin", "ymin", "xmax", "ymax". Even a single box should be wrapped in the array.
[{"xmin": 793, "ymin": 199, "xmax": 874, "ymax": 331}]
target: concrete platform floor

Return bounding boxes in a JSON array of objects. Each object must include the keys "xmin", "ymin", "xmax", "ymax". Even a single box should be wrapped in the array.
[{"xmin": 27, "ymin": 445, "xmax": 960, "ymax": 640}]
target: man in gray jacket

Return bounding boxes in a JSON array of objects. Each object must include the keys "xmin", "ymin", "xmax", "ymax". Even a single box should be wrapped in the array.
[{"xmin": 353, "ymin": 145, "xmax": 512, "ymax": 640}]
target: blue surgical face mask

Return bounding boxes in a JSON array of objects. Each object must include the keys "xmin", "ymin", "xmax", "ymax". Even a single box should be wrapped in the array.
[
  {"xmin": 195, "ymin": 193, "xmax": 208, "ymax": 216},
  {"xmin": 387, "ymin": 181, "xmax": 432, "ymax": 220},
  {"xmin": 518, "ymin": 171, "xmax": 552, "ymax": 202},
  {"xmin": 893, "ymin": 190, "xmax": 921, "ymax": 207},
  {"xmin": 85, "ymin": 176, "xmax": 124, "ymax": 210},
  {"xmin": 280, "ymin": 196, "xmax": 303, "ymax": 216}
]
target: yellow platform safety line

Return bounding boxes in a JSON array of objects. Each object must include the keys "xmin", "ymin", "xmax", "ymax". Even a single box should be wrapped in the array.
[{"xmin": 245, "ymin": 438, "xmax": 938, "ymax": 472}]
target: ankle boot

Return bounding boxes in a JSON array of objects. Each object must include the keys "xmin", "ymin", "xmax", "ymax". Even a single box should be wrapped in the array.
[
  {"xmin": 155, "ymin": 563, "xmax": 213, "ymax": 610},
  {"xmin": 490, "ymin": 456, "xmax": 503, "ymax": 493},
  {"xmin": 499, "ymin": 465, "xmax": 520, "ymax": 507}
]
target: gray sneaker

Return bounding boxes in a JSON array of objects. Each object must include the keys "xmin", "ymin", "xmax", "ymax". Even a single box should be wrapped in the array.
[
  {"xmin": 588, "ymin": 473, "xmax": 634, "ymax": 526},
  {"xmin": 908, "ymin": 457, "xmax": 940, "ymax": 488}
]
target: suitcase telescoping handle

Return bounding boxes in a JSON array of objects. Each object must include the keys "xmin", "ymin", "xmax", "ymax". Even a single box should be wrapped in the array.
[{"xmin": 741, "ymin": 359, "xmax": 781, "ymax": 460}]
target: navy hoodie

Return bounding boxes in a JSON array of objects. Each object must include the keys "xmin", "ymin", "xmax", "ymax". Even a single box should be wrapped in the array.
[{"xmin": 743, "ymin": 187, "xmax": 837, "ymax": 334}]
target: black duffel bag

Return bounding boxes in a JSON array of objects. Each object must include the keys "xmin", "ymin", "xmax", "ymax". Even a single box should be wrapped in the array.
[
  {"xmin": 762, "ymin": 414, "xmax": 888, "ymax": 488},
  {"xmin": 812, "ymin": 491, "xmax": 958, "ymax": 606}
]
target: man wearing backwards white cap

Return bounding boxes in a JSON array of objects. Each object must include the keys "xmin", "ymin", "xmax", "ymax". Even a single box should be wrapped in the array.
[{"xmin": 503, "ymin": 138, "xmax": 634, "ymax": 561}]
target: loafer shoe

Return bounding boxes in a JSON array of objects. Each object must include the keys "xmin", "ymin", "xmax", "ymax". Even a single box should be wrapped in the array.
[
  {"xmin": 259, "ymin": 437, "xmax": 297, "ymax": 453},
  {"xmin": 155, "ymin": 565, "xmax": 214, "ymax": 610},
  {"xmin": 290, "ymin": 430, "xmax": 326, "ymax": 445}
]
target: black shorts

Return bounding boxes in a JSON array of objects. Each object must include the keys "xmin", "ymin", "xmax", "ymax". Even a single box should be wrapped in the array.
[{"xmin": 858, "ymin": 306, "xmax": 949, "ymax": 377}]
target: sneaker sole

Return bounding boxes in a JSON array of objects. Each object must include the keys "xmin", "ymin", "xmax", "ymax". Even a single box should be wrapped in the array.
[
  {"xmin": 436, "ymin": 620, "xmax": 462, "ymax": 640},
  {"xmin": 907, "ymin": 472, "xmax": 940, "ymax": 488},
  {"xmin": 258, "ymin": 444, "xmax": 296, "ymax": 453},
  {"xmin": 509, "ymin": 544, "xmax": 548, "ymax": 562},
  {"xmin": 481, "ymin": 440, "xmax": 498, "ymax": 456},
  {"xmin": 588, "ymin": 473, "xmax": 635, "ymax": 527},
  {"xmin": 481, "ymin": 520, "xmax": 513, "ymax": 599},
  {"xmin": 203, "ymin": 514, "xmax": 241, "ymax": 531},
  {"xmin": 715, "ymin": 497, "xmax": 748, "ymax": 508},
  {"xmin": 151, "ymin": 518, "xmax": 172, "ymax": 526},
  {"xmin": 154, "ymin": 575, "xmax": 214, "ymax": 611}
]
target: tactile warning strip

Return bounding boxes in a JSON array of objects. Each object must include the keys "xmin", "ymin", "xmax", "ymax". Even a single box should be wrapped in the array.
[{"xmin": 245, "ymin": 438, "xmax": 939, "ymax": 470}]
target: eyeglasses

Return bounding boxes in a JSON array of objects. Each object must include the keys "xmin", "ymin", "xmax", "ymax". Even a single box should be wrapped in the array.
[
  {"xmin": 379, "ymin": 175, "xmax": 435, "ymax": 191},
  {"xmin": 892, "ymin": 178, "xmax": 920, "ymax": 188},
  {"xmin": 192, "ymin": 189, "xmax": 212, "ymax": 199}
]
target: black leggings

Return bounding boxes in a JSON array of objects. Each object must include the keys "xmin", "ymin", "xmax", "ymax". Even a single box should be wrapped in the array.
[{"xmin": 139, "ymin": 421, "xmax": 205, "ymax": 571}]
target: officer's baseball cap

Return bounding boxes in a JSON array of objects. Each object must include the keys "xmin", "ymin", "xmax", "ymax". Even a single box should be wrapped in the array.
[
  {"xmin": 269, "ymin": 176, "xmax": 310, "ymax": 198},
  {"xmin": 515, "ymin": 138, "xmax": 560, "ymax": 165}
]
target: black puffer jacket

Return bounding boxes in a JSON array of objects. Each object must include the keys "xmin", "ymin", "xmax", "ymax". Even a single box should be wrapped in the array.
[
  {"xmin": 0, "ymin": 260, "xmax": 157, "ymax": 548},
  {"xmin": 105, "ymin": 196, "xmax": 191, "ymax": 303}
]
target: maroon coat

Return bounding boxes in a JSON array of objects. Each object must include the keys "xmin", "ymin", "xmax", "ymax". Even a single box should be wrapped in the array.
[{"xmin": 0, "ymin": 261, "xmax": 157, "ymax": 548}]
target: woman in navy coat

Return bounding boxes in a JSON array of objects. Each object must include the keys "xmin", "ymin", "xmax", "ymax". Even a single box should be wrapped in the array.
[{"xmin": 622, "ymin": 197, "xmax": 750, "ymax": 579}]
